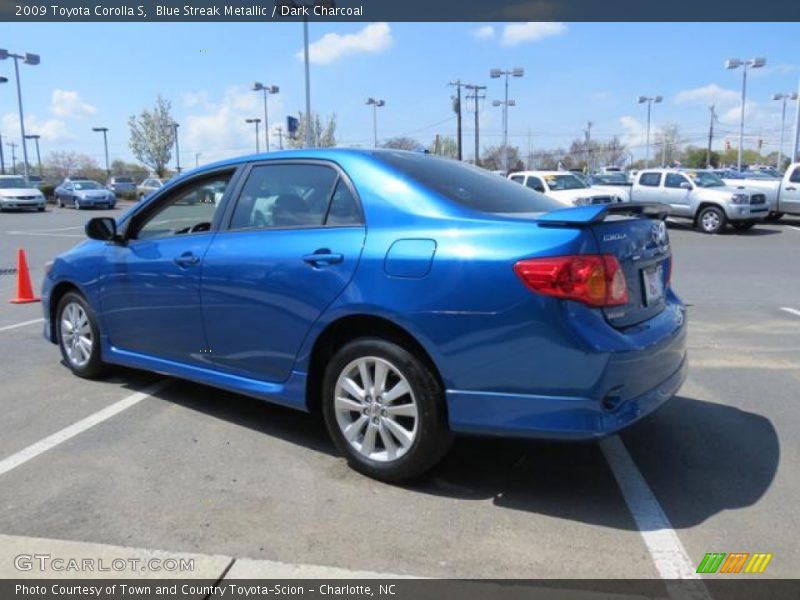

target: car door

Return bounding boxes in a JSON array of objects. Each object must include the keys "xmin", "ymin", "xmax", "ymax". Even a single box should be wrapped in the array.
[
  {"xmin": 634, "ymin": 172, "xmax": 662, "ymax": 204},
  {"xmin": 781, "ymin": 166, "xmax": 800, "ymax": 214},
  {"xmin": 57, "ymin": 182, "xmax": 72, "ymax": 204},
  {"xmin": 201, "ymin": 161, "xmax": 366, "ymax": 382},
  {"xmin": 96, "ymin": 168, "xmax": 238, "ymax": 365},
  {"xmin": 662, "ymin": 173, "xmax": 693, "ymax": 216}
]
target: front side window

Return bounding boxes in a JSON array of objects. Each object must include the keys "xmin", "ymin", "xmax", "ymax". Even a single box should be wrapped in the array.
[
  {"xmin": 665, "ymin": 173, "xmax": 690, "ymax": 189},
  {"xmin": 790, "ymin": 167, "xmax": 800, "ymax": 184},
  {"xmin": 133, "ymin": 174, "xmax": 232, "ymax": 240},
  {"xmin": 526, "ymin": 177, "xmax": 546, "ymax": 193},
  {"xmin": 229, "ymin": 164, "xmax": 339, "ymax": 230}
]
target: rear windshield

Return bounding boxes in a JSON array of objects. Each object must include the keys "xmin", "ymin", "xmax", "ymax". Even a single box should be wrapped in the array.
[{"xmin": 373, "ymin": 152, "xmax": 563, "ymax": 214}]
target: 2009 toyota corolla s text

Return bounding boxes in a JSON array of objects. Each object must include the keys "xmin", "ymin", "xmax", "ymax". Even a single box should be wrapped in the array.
[{"xmin": 42, "ymin": 149, "xmax": 687, "ymax": 481}]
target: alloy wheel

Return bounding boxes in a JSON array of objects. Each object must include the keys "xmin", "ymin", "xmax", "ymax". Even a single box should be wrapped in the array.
[
  {"xmin": 333, "ymin": 356, "xmax": 419, "ymax": 462},
  {"xmin": 59, "ymin": 302, "xmax": 93, "ymax": 368}
]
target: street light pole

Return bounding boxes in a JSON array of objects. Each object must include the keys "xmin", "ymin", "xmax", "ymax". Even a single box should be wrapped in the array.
[
  {"xmin": 0, "ymin": 50, "xmax": 40, "ymax": 181},
  {"xmin": 793, "ymin": 78, "xmax": 800, "ymax": 164},
  {"xmin": 490, "ymin": 67, "xmax": 524, "ymax": 172},
  {"xmin": 637, "ymin": 95, "xmax": 662, "ymax": 168},
  {"xmin": 772, "ymin": 93, "xmax": 798, "ymax": 170},
  {"xmin": 7, "ymin": 141, "xmax": 17, "ymax": 174},
  {"xmin": 0, "ymin": 76, "xmax": 6, "ymax": 174},
  {"xmin": 725, "ymin": 57, "xmax": 767, "ymax": 171},
  {"xmin": 246, "ymin": 118, "xmax": 262, "ymax": 153},
  {"xmin": 92, "ymin": 127, "xmax": 110, "ymax": 177},
  {"xmin": 24, "ymin": 134, "xmax": 42, "ymax": 177},
  {"xmin": 365, "ymin": 98, "xmax": 385, "ymax": 147},
  {"xmin": 173, "ymin": 123, "xmax": 181, "ymax": 174},
  {"xmin": 253, "ymin": 83, "xmax": 279, "ymax": 152}
]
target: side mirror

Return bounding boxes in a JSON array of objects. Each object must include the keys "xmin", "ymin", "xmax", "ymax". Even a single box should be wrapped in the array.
[
  {"xmin": 85, "ymin": 217, "xmax": 119, "ymax": 241},
  {"xmin": 680, "ymin": 181, "xmax": 692, "ymax": 190}
]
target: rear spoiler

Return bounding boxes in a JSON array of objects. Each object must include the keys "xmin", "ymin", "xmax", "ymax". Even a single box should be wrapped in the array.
[{"xmin": 536, "ymin": 202, "xmax": 669, "ymax": 227}]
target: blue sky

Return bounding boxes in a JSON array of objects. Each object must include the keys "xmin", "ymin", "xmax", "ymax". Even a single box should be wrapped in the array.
[{"xmin": 1, "ymin": 22, "xmax": 798, "ymax": 169}]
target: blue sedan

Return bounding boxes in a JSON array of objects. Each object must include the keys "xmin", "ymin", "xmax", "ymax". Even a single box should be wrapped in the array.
[
  {"xmin": 55, "ymin": 179, "xmax": 116, "ymax": 209},
  {"xmin": 42, "ymin": 149, "xmax": 687, "ymax": 481}
]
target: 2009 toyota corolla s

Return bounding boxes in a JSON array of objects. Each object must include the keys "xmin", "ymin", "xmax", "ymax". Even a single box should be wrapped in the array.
[{"xmin": 42, "ymin": 149, "xmax": 687, "ymax": 482}]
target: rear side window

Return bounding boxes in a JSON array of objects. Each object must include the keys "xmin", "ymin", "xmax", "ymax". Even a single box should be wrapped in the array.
[
  {"xmin": 325, "ymin": 180, "xmax": 363, "ymax": 226},
  {"xmin": 639, "ymin": 173, "xmax": 662, "ymax": 187},
  {"xmin": 229, "ymin": 164, "xmax": 339, "ymax": 230},
  {"xmin": 509, "ymin": 175, "xmax": 524, "ymax": 184},
  {"xmin": 790, "ymin": 167, "xmax": 800, "ymax": 183},
  {"xmin": 374, "ymin": 152, "xmax": 563, "ymax": 214}
]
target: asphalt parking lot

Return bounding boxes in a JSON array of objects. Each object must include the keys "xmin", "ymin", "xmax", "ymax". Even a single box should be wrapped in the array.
[{"xmin": 0, "ymin": 204, "xmax": 799, "ymax": 581}]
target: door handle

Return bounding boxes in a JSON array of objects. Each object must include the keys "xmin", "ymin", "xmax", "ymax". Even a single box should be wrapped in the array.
[
  {"xmin": 174, "ymin": 252, "xmax": 200, "ymax": 267},
  {"xmin": 786, "ymin": 186, "xmax": 797, "ymax": 191},
  {"xmin": 302, "ymin": 250, "xmax": 343, "ymax": 266}
]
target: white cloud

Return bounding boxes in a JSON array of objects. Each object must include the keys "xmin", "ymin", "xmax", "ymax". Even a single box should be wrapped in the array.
[
  {"xmin": 674, "ymin": 84, "xmax": 739, "ymax": 107},
  {"xmin": 590, "ymin": 91, "xmax": 610, "ymax": 101},
  {"xmin": 500, "ymin": 22, "xmax": 566, "ymax": 46},
  {"xmin": 181, "ymin": 90, "xmax": 211, "ymax": 109},
  {"xmin": 619, "ymin": 115, "xmax": 647, "ymax": 150},
  {"xmin": 182, "ymin": 86, "xmax": 285, "ymax": 162},
  {"xmin": 49, "ymin": 90, "xmax": 96, "ymax": 118},
  {"xmin": 298, "ymin": 22, "xmax": 393, "ymax": 66},
  {"xmin": 2, "ymin": 112, "xmax": 74, "ymax": 144},
  {"xmin": 474, "ymin": 25, "xmax": 495, "ymax": 40}
]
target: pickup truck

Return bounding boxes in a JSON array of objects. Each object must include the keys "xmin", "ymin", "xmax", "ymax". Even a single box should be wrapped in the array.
[
  {"xmin": 721, "ymin": 163, "xmax": 800, "ymax": 220},
  {"xmin": 508, "ymin": 170, "xmax": 629, "ymax": 206},
  {"xmin": 629, "ymin": 169, "xmax": 768, "ymax": 234}
]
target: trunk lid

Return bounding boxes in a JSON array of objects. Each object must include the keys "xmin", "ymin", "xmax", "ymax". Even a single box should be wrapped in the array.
[{"xmin": 537, "ymin": 203, "xmax": 672, "ymax": 329}]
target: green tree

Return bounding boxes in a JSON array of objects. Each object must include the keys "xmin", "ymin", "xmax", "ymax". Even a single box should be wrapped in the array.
[
  {"xmin": 110, "ymin": 159, "xmax": 150, "ymax": 182},
  {"xmin": 286, "ymin": 112, "xmax": 337, "ymax": 148},
  {"xmin": 681, "ymin": 146, "xmax": 720, "ymax": 168},
  {"xmin": 128, "ymin": 95, "xmax": 175, "ymax": 178}
]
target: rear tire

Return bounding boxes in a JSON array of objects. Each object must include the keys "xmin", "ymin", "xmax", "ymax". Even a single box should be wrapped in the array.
[
  {"xmin": 732, "ymin": 222, "xmax": 755, "ymax": 231},
  {"xmin": 697, "ymin": 206, "xmax": 726, "ymax": 234},
  {"xmin": 56, "ymin": 291, "xmax": 108, "ymax": 379},
  {"xmin": 322, "ymin": 337, "xmax": 452, "ymax": 482}
]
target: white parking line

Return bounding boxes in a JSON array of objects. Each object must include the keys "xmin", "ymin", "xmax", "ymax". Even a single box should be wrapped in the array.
[
  {"xmin": 780, "ymin": 307, "xmax": 800, "ymax": 318},
  {"xmin": 5, "ymin": 231, "xmax": 83, "ymax": 238},
  {"xmin": 600, "ymin": 436, "xmax": 709, "ymax": 597},
  {"xmin": 0, "ymin": 318, "xmax": 44, "ymax": 333},
  {"xmin": 0, "ymin": 381, "xmax": 168, "ymax": 478}
]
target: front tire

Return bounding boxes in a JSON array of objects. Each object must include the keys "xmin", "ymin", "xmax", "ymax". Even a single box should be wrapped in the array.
[
  {"xmin": 56, "ymin": 292, "xmax": 107, "ymax": 378},
  {"xmin": 697, "ymin": 206, "xmax": 726, "ymax": 234},
  {"xmin": 322, "ymin": 338, "xmax": 452, "ymax": 482}
]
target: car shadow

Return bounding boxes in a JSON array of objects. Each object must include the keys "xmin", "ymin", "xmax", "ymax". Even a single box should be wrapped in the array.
[
  {"xmin": 129, "ymin": 370, "xmax": 778, "ymax": 533},
  {"xmin": 665, "ymin": 220, "xmax": 783, "ymax": 235}
]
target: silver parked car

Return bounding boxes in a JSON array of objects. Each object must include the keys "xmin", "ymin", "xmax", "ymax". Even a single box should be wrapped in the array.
[
  {"xmin": 136, "ymin": 178, "xmax": 166, "ymax": 201},
  {"xmin": 0, "ymin": 175, "xmax": 46, "ymax": 212}
]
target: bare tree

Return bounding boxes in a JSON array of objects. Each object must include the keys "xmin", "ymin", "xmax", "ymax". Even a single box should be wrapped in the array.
[
  {"xmin": 128, "ymin": 95, "xmax": 175, "ymax": 177},
  {"xmin": 45, "ymin": 151, "xmax": 84, "ymax": 180},
  {"xmin": 428, "ymin": 136, "xmax": 458, "ymax": 159},
  {"xmin": 382, "ymin": 136, "xmax": 422, "ymax": 151}
]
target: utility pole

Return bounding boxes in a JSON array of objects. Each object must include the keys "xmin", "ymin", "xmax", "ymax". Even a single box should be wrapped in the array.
[
  {"xmin": 195, "ymin": 152, "xmax": 201, "ymax": 168},
  {"xmin": 707, "ymin": 104, "xmax": 716, "ymax": 167},
  {"xmin": 276, "ymin": 126, "xmax": 284, "ymax": 150},
  {"xmin": 0, "ymin": 133, "xmax": 5, "ymax": 174},
  {"xmin": 7, "ymin": 141, "xmax": 17, "ymax": 174},
  {"xmin": 465, "ymin": 84, "xmax": 486, "ymax": 165},
  {"xmin": 583, "ymin": 121, "xmax": 593, "ymax": 170},
  {"xmin": 25, "ymin": 134, "xmax": 42, "ymax": 177},
  {"xmin": 793, "ymin": 78, "xmax": 800, "ymax": 164},
  {"xmin": 449, "ymin": 80, "xmax": 467, "ymax": 161}
]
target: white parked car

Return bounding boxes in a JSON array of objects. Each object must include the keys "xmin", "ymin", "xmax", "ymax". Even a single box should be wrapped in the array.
[
  {"xmin": 0, "ymin": 175, "xmax": 46, "ymax": 212},
  {"xmin": 508, "ymin": 170, "xmax": 629, "ymax": 206}
]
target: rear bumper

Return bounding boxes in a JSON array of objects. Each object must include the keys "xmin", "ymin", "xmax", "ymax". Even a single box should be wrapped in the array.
[{"xmin": 446, "ymin": 303, "xmax": 688, "ymax": 440}]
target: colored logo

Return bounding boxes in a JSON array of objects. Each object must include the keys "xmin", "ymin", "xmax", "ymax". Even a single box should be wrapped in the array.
[{"xmin": 696, "ymin": 552, "xmax": 772, "ymax": 574}]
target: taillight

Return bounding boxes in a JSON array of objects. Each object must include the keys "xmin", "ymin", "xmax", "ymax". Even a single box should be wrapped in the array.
[{"xmin": 513, "ymin": 255, "xmax": 629, "ymax": 307}]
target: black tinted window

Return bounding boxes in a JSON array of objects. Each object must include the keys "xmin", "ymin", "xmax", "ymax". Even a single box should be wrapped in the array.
[
  {"xmin": 374, "ymin": 152, "xmax": 563, "ymax": 214},
  {"xmin": 325, "ymin": 180, "xmax": 362, "ymax": 225},
  {"xmin": 526, "ymin": 177, "xmax": 546, "ymax": 193},
  {"xmin": 664, "ymin": 173, "xmax": 689, "ymax": 188},
  {"xmin": 790, "ymin": 167, "xmax": 800, "ymax": 184},
  {"xmin": 639, "ymin": 173, "xmax": 662, "ymax": 187},
  {"xmin": 230, "ymin": 164, "xmax": 338, "ymax": 230}
]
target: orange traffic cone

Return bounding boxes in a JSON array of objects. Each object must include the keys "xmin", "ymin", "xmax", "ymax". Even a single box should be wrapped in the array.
[{"xmin": 9, "ymin": 248, "xmax": 40, "ymax": 304}]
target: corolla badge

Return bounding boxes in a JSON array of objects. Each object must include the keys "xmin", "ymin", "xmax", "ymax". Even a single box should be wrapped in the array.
[
  {"xmin": 603, "ymin": 233, "xmax": 627, "ymax": 242},
  {"xmin": 652, "ymin": 220, "xmax": 668, "ymax": 246}
]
